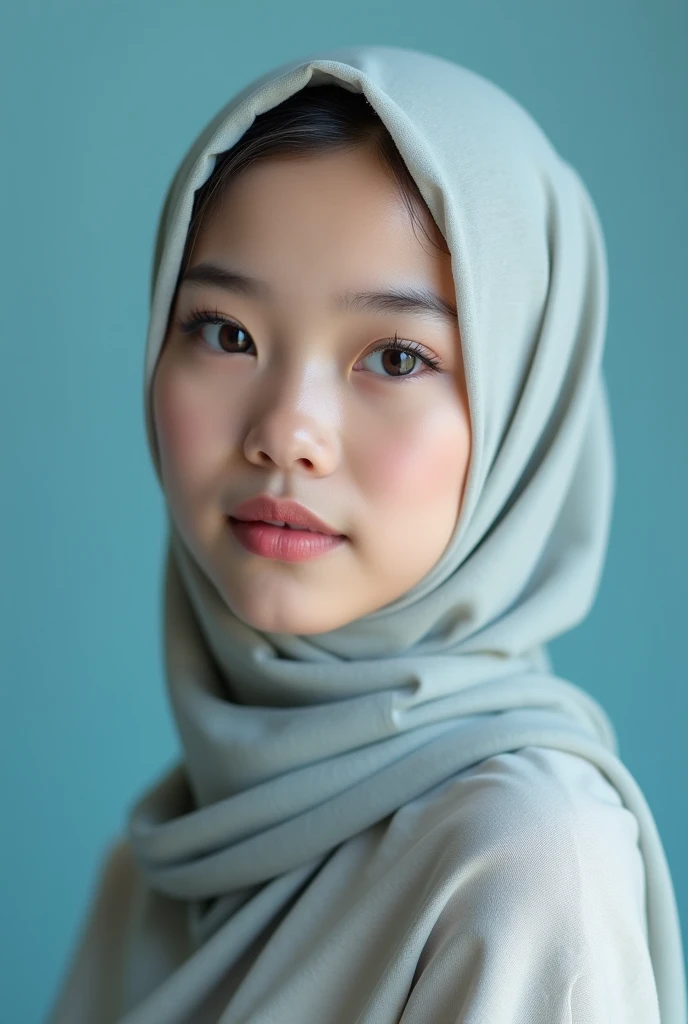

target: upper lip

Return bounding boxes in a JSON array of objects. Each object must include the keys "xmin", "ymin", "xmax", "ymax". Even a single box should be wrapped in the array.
[{"xmin": 229, "ymin": 495, "xmax": 345, "ymax": 535}]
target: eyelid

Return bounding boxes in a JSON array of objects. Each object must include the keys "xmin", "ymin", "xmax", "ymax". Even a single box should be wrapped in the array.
[{"xmin": 175, "ymin": 307, "xmax": 246, "ymax": 335}]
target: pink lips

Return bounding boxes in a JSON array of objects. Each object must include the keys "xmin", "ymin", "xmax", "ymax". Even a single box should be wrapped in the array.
[
  {"xmin": 227, "ymin": 494, "xmax": 347, "ymax": 562},
  {"xmin": 229, "ymin": 495, "xmax": 344, "ymax": 536},
  {"xmin": 228, "ymin": 519, "xmax": 346, "ymax": 562}
]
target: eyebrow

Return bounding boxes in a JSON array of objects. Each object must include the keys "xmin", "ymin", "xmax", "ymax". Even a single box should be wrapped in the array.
[{"xmin": 181, "ymin": 262, "xmax": 458, "ymax": 327}]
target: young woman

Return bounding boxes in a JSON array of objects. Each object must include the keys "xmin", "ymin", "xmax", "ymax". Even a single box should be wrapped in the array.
[{"xmin": 47, "ymin": 45, "xmax": 686, "ymax": 1023}]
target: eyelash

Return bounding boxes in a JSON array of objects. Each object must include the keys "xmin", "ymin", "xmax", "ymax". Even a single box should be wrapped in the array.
[{"xmin": 174, "ymin": 306, "xmax": 443, "ymax": 379}]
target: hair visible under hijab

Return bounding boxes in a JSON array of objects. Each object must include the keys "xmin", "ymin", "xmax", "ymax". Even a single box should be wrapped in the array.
[{"xmin": 177, "ymin": 83, "xmax": 449, "ymax": 285}]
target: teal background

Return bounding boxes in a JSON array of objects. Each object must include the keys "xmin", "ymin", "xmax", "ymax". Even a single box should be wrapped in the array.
[{"xmin": 2, "ymin": 1, "xmax": 686, "ymax": 1020}]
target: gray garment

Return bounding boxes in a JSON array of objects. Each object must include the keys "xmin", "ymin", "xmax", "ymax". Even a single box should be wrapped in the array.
[{"xmin": 48, "ymin": 748, "xmax": 660, "ymax": 1023}]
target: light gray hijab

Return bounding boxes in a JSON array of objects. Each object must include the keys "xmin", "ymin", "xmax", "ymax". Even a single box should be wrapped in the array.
[{"xmin": 128, "ymin": 44, "xmax": 686, "ymax": 1021}]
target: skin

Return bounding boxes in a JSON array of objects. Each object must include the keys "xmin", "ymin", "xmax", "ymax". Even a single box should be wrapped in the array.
[{"xmin": 152, "ymin": 146, "xmax": 472, "ymax": 635}]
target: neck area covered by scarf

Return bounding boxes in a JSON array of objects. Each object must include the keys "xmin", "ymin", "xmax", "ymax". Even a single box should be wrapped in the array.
[{"xmin": 123, "ymin": 45, "xmax": 686, "ymax": 1024}]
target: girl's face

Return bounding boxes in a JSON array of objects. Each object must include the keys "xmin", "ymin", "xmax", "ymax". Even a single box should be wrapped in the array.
[{"xmin": 152, "ymin": 146, "xmax": 471, "ymax": 635}]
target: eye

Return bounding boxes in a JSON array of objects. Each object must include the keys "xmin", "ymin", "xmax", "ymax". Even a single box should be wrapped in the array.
[
  {"xmin": 358, "ymin": 335, "xmax": 442, "ymax": 379},
  {"xmin": 176, "ymin": 309, "xmax": 255, "ymax": 354},
  {"xmin": 201, "ymin": 321, "xmax": 254, "ymax": 354}
]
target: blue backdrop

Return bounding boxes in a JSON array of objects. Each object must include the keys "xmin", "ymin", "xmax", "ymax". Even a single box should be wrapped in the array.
[{"xmin": 2, "ymin": 1, "xmax": 686, "ymax": 1020}]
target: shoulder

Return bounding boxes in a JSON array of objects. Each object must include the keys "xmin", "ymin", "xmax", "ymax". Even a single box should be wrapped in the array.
[
  {"xmin": 414, "ymin": 744, "xmax": 642, "ymax": 853},
  {"xmin": 397, "ymin": 744, "xmax": 639, "ymax": 848},
  {"xmin": 399, "ymin": 750, "xmax": 659, "ymax": 1023},
  {"xmin": 388, "ymin": 745, "xmax": 648, "ymax": 949},
  {"xmin": 435, "ymin": 745, "xmax": 645, "ymax": 903},
  {"xmin": 473, "ymin": 746, "xmax": 645, "ymax": 901},
  {"xmin": 45, "ymin": 837, "xmax": 141, "ymax": 1024}
]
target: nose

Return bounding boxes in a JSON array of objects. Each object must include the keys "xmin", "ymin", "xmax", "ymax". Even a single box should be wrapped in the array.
[{"xmin": 242, "ymin": 371, "xmax": 341, "ymax": 476}]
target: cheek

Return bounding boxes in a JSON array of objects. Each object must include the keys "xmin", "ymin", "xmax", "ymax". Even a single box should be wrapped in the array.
[
  {"xmin": 359, "ymin": 405, "xmax": 471, "ymax": 518},
  {"xmin": 152, "ymin": 364, "xmax": 232, "ymax": 490}
]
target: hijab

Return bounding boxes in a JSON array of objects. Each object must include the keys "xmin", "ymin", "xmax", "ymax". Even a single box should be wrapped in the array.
[{"xmin": 125, "ymin": 44, "xmax": 686, "ymax": 1022}]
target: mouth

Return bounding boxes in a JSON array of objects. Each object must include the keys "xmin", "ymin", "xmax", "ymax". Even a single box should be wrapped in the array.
[
  {"xmin": 229, "ymin": 495, "xmax": 345, "ymax": 537},
  {"xmin": 227, "ymin": 516, "xmax": 347, "ymax": 562},
  {"xmin": 233, "ymin": 518, "xmax": 322, "ymax": 532},
  {"xmin": 228, "ymin": 515, "xmax": 346, "ymax": 537}
]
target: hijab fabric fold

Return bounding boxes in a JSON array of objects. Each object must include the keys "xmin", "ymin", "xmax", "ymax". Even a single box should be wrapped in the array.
[{"xmin": 124, "ymin": 45, "xmax": 686, "ymax": 1022}]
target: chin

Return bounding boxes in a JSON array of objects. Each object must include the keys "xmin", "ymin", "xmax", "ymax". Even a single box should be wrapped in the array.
[
  {"xmin": 245, "ymin": 608, "xmax": 346, "ymax": 636},
  {"xmin": 225, "ymin": 589, "xmax": 352, "ymax": 636}
]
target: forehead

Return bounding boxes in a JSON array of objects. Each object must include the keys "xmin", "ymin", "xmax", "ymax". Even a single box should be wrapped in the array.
[{"xmin": 189, "ymin": 149, "xmax": 448, "ymax": 293}]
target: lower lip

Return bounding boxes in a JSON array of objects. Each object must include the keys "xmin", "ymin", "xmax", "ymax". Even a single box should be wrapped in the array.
[{"xmin": 228, "ymin": 518, "xmax": 347, "ymax": 562}]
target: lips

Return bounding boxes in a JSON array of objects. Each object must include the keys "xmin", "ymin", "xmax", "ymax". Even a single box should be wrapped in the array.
[{"xmin": 229, "ymin": 495, "xmax": 344, "ymax": 536}]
